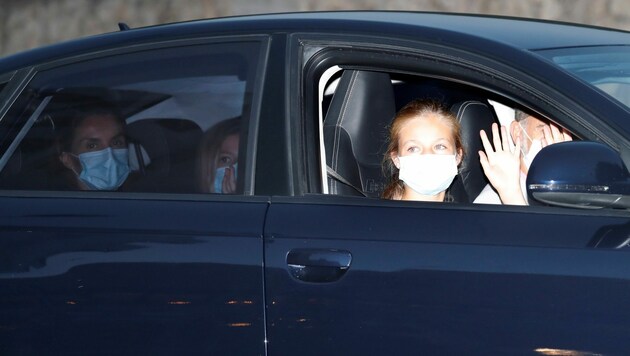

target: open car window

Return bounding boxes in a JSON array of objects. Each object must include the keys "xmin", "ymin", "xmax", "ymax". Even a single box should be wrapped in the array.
[
  {"xmin": 318, "ymin": 67, "xmax": 578, "ymax": 205},
  {"xmin": 0, "ymin": 40, "xmax": 264, "ymax": 194}
]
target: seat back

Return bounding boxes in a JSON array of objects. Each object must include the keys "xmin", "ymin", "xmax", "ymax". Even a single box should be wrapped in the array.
[
  {"xmin": 127, "ymin": 118, "xmax": 202, "ymax": 193},
  {"xmin": 448, "ymin": 100, "xmax": 497, "ymax": 202},
  {"xmin": 323, "ymin": 70, "xmax": 396, "ymax": 197}
]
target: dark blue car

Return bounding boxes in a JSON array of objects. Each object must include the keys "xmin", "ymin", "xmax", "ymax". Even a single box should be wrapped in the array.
[{"xmin": 1, "ymin": 11, "xmax": 630, "ymax": 355}]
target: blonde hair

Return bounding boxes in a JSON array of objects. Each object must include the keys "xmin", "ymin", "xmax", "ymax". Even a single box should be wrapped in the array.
[
  {"xmin": 197, "ymin": 117, "xmax": 241, "ymax": 193},
  {"xmin": 382, "ymin": 99, "xmax": 463, "ymax": 200}
]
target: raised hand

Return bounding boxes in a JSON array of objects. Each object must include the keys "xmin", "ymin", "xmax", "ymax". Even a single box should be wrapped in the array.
[
  {"xmin": 478, "ymin": 123, "xmax": 527, "ymax": 205},
  {"xmin": 541, "ymin": 122, "xmax": 572, "ymax": 148},
  {"xmin": 222, "ymin": 165, "xmax": 237, "ymax": 194}
]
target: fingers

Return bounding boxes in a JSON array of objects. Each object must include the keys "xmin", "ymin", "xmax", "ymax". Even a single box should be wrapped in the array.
[
  {"xmin": 492, "ymin": 123, "xmax": 502, "ymax": 152},
  {"xmin": 562, "ymin": 130, "xmax": 573, "ymax": 142},
  {"xmin": 512, "ymin": 136, "xmax": 521, "ymax": 159},
  {"xmin": 478, "ymin": 150, "xmax": 489, "ymax": 172},
  {"xmin": 544, "ymin": 123, "xmax": 573, "ymax": 145},
  {"xmin": 549, "ymin": 124, "xmax": 564, "ymax": 143},
  {"xmin": 542, "ymin": 125, "xmax": 553, "ymax": 145},
  {"xmin": 222, "ymin": 166, "xmax": 236, "ymax": 194},
  {"xmin": 500, "ymin": 125, "xmax": 512, "ymax": 153},
  {"xmin": 480, "ymin": 129, "xmax": 494, "ymax": 156}
]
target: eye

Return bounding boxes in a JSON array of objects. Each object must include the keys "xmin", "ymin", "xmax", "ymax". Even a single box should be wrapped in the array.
[
  {"xmin": 434, "ymin": 143, "xmax": 448, "ymax": 151},
  {"xmin": 111, "ymin": 137, "xmax": 127, "ymax": 148},
  {"xmin": 219, "ymin": 155, "xmax": 233, "ymax": 166},
  {"xmin": 406, "ymin": 146, "xmax": 420, "ymax": 153},
  {"xmin": 86, "ymin": 142, "xmax": 98, "ymax": 150}
]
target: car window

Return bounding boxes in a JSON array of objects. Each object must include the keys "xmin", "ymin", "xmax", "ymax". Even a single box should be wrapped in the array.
[
  {"xmin": 535, "ymin": 45, "xmax": 630, "ymax": 110},
  {"xmin": 0, "ymin": 40, "xmax": 264, "ymax": 194},
  {"xmin": 317, "ymin": 67, "xmax": 578, "ymax": 204}
]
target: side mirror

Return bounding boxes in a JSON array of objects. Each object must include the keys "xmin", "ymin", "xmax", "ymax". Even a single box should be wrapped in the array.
[{"xmin": 527, "ymin": 141, "xmax": 630, "ymax": 209}]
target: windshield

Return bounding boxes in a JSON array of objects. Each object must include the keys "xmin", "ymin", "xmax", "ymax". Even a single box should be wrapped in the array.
[{"xmin": 536, "ymin": 46, "xmax": 630, "ymax": 110}]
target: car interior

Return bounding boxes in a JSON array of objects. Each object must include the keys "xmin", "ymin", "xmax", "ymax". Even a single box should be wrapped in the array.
[
  {"xmin": 321, "ymin": 69, "xmax": 500, "ymax": 203},
  {"xmin": 0, "ymin": 42, "xmax": 257, "ymax": 194},
  {"xmin": 0, "ymin": 87, "xmax": 242, "ymax": 193}
]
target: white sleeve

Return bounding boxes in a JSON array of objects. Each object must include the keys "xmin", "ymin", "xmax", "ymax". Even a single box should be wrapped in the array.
[{"xmin": 473, "ymin": 184, "xmax": 502, "ymax": 204}]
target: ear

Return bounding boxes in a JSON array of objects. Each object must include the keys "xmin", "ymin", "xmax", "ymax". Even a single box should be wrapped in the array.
[
  {"xmin": 510, "ymin": 120, "xmax": 521, "ymax": 143},
  {"xmin": 390, "ymin": 151, "xmax": 400, "ymax": 169},
  {"xmin": 59, "ymin": 152, "xmax": 78, "ymax": 173},
  {"xmin": 456, "ymin": 148, "xmax": 463, "ymax": 165}
]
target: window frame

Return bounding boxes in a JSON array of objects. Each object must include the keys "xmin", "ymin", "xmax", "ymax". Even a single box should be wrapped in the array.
[
  {"xmin": 293, "ymin": 34, "xmax": 628, "ymax": 193},
  {"xmin": 0, "ymin": 35, "xmax": 270, "ymax": 199}
]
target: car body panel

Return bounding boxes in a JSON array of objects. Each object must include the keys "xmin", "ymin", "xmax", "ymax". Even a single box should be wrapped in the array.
[
  {"xmin": 264, "ymin": 196, "xmax": 630, "ymax": 354},
  {"xmin": 0, "ymin": 195, "xmax": 268, "ymax": 354},
  {"xmin": 0, "ymin": 11, "xmax": 629, "ymax": 355}
]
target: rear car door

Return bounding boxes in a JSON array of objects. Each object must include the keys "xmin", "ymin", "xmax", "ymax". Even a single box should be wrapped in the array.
[
  {"xmin": 0, "ymin": 37, "xmax": 269, "ymax": 354},
  {"xmin": 264, "ymin": 36, "xmax": 630, "ymax": 355}
]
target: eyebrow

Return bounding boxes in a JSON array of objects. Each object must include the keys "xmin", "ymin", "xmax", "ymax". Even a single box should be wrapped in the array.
[
  {"xmin": 402, "ymin": 138, "xmax": 452, "ymax": 145},
  {"xmin": 78, "ymin": 137, "xmax": 101, "ymax": 144}
]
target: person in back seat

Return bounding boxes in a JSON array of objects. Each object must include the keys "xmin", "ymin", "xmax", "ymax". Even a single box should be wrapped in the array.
[
  {"xmin": 54, "ymin": 104, "xmax": 147, "ymax": 191},
  {"xmin": 197, "ymin": 117, "xmax": 241, "ymax": 194}
]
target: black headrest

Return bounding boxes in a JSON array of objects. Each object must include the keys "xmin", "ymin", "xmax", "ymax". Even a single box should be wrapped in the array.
[
  {"xmin": 127, "ymin": 118, "xmax": 202, "ymax": 192},
  {"xmin": 324, "ymin": 70, "xmax": 396, "ymax": 196},
  {"xmin": 449, "ymin": 100, "xmax": 497, "ymax": 202}
]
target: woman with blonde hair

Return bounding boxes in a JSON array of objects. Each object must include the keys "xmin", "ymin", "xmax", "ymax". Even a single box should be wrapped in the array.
[{"xmin": 197, "ymin": 117, "xmax": 241, "ymax": 193}]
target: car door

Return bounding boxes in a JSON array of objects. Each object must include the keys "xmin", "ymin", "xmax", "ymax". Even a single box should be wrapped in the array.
[
  {"xmin": 264, "ymin": 37, "xmax": 630, "ymax": 355},
  {"xmin": 0, "ymin": 38, "xmax": 269, "ymax": 354},
  {"xmin": 265, "ymin": 197, "xmax": 630, "ymax": 355}
]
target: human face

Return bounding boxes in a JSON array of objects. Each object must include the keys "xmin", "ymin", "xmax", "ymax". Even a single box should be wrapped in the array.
[
  {"xmin": 519, "ymin": 115, "xmax": 547, "ymax": 153},
  {"xmin": 71, "ymin": 114, "xmax": 127, "ymax": 155},
  {"xmin": 216, "ymin": 133, "xmax": 239, "ymax": 168},
  {"xmin": 61, "ymin": 114, "xmax": 127, "ymax": 174},
  {"xmin": 392, "ymin": 113, "xmax": 458, "ymax": 166}
]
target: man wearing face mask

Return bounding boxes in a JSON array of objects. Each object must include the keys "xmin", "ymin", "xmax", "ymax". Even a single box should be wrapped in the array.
[
  {"xmin": 56, "ymin": 104, "xmax": 140, "ymax": 191},
  {"xmin": 474, "ymin": 110, "xmax": 573, "ymax": 204}
]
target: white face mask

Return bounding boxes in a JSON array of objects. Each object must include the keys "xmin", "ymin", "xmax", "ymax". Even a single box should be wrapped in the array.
[
  {"xmin": 398, "ymin": 154, "xmax": 458, "ymax": 196},
  {"xmin": 520, "ymin": 124, "xmax": 543, "ymax": 169},
  {"xmin": 522, "ymin": 138, "xmax": 543, "ymax": 169}
]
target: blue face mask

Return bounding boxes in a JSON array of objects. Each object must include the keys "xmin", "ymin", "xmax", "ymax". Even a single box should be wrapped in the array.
[
  {"xmin": 75, "ymin": 147, "xmax": 130, "ymax": 190},
  {"xmin": 212, "ymin": 163, "xmax": 237, "ymax": 194}
]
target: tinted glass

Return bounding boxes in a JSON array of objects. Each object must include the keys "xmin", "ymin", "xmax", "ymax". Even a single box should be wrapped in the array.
[{"xmin": 0, "ymin": 41, "xmax": 261, "ymax": 194}]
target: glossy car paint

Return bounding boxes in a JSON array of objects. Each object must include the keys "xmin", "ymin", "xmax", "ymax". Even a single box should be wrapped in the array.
[
  {"xmin": 0, "ymin": 11, "xmax": 629, "ymax": 355},
  {"xmin": 0, "ymin": 195, "xmax": 268, "ymax": 354},
  {"xmin": 264, "ymin": 196, "xmax": 630, "ymax": 354}
]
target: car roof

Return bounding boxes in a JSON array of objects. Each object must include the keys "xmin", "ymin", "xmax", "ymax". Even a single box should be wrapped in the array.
[{"xmin": 1, "ymin": 11, "xmax": 629, "ymax": 73}]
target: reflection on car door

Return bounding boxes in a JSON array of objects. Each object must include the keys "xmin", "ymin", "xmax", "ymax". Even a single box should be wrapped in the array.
[
  {"xmin": 0, "ymin": 195, "xmax": 267, "ymax": 354},
  {"xmin": 264, "ymin": 196, "xmax": 630, "ymax": 355}
]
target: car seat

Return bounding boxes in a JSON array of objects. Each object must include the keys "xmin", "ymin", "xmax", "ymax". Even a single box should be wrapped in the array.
[
  {"xmin": 126, "ymin": 118, "xmax": 202, "ymax": 193},
  {"xmin": 448, "ymin": 100, "xmax": 497, "ymax": 203},
  {"xmin": 323, "ymin": 70, "xmax": 396, "ymax": 197}
]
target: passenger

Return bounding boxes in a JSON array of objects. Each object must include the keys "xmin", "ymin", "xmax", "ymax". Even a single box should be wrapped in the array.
[
  {"xmin": 197, "ymin": 117, "xmax": 240, "ymax": 194},
  {"xmin": 56, "ymin": 104, "xmax": 139, "ymax": 191},
  {"xmin": 475, "ymin": 110, "xmax": 573, "ymax": 205},
  {"xmin": 382, "ymin": 99, "xmax": 463, "ymax": 202}
]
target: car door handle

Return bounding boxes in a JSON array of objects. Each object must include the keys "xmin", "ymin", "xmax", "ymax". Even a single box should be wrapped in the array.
[
  {"xmin": 590, "ymin": 225, "xmax": 630, "ymax": 248},
  {"xmin": 286, "ymin": 248, "xmax": 352, "ymax": 283}
]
